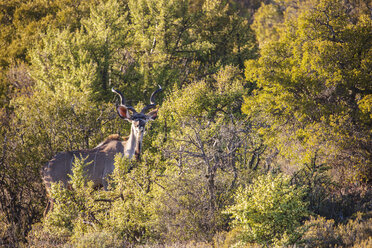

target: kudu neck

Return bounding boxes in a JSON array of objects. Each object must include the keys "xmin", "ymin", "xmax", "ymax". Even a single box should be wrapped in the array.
[{"xmin": 125, "ymin": 124, "xmax": 143, "ymax": 161}]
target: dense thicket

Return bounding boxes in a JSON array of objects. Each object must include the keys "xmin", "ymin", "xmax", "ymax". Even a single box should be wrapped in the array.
[
  {"xmin": 244, "ymin": 0, "xmax": 371, "ymax": 218},
  {"xmin": 0, "ymin": 0, "xmax": 370, "ymax": 247}
]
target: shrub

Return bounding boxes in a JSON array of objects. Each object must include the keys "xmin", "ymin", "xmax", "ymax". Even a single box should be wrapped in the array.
[
  {"xmin": 300, "ymin": 212, "xmax": 372, "ymax": 247},
  {"xmin": 69, "ymin": 231, "xmax": 126, "ymax": 248},
  {"xmin": 337, "ymin": 212, "xmax": 372, "ymax": 246},
  {"xmin": 299, "ymin": 216, "xmax": 340, "ymax": 247},
  {"xmin": 225, "ymin": 173, "xmax": 309, "ymax": 246},
  {"xmin": 41, "ymin": 153, "xmax": 161, "ymax": 245},
  {"xmin": 26, "ymin": 223, "xmax": 68, "ymax": 248},
  {"xmin": 353, "ymin": 237, "xmax": 372, "ymax": 248}
]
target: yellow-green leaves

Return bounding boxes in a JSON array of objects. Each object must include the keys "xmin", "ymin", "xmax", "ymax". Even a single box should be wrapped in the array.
[
  {"xmin": 226, "ymin": 173, "xmax": 309, "ymax": 246},
  {"xmin": 242, "ymin": 0, "xmax": 371, "ymax": 182}
]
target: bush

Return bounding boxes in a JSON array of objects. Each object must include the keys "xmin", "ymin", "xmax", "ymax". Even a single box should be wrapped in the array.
[
  {"xmin": 26, "ymin": 223, "xmax": 68, "ymax": 248},
  {"xmin": 299, "ymin": 216, "xmax": 340, "ymax": 247},
  {"xmin": 338, "ymin": 212, "xmax": 372, "ymax": 247},
  {"xmin": 300, "ymin": 212, "xmax": 372, "ymax": 247},
  {"xmin": 39, "ymin": 152, "xmax": 161, "ymax": 246},
  {"xmin": 69, "ymin": 231, "xmax": 126, "ymax": 248},
  {"xmin": 225, "ymin": 173, "xmax": 309, "ymax": 246}
]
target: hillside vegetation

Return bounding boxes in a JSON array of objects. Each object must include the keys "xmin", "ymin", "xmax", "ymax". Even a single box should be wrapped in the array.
[{"xmin": 0, "ymin": 0, "xmax": 371, "ymax": 247}]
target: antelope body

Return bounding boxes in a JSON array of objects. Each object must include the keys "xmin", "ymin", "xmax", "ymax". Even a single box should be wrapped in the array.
[
  {"xmin": 42, "ymin": 134, "xmax": 125, "ymax": 190},
  {"xmin": 42, "ymin": 86, "xmax": 162, "ymax": 215}
]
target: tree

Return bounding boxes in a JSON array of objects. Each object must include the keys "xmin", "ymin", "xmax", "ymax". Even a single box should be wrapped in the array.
[
  {"xmin": 81, "ymin": 0, "xmax": 129, "ymax": 102},
  {"xmin": 150, "ymin": 66, "xmax": 264, "ymax": 242},
  {"xmin": 243, "ymin": 0, "xmax": 372, "ymax": 184},
  {"xmin": 125, "ymin": 0, "xmax": 256, "ymax": 92},
  {"xmin": 0, "ymin": 0, "xmax": 92, "ymax": 110}
]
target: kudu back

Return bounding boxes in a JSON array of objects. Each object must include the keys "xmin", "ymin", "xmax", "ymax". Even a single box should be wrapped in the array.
[{"xmin": 42, "ymin": 86, "xmax": 162, "ymax": 215}]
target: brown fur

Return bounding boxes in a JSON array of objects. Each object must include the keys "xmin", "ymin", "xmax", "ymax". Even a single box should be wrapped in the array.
[
  {"xmin": 104, "ymin": 134, "xmax": 129, "ymax": 142},
  {"xmin": 106, "ymin": 134, "xmax": 122, "ymax": 141},
  {"xmin": 95, "ymin": 134, "xmax": 128, "ymax": 148},
  {"xmin": 42, "ymin": 135, "xmax": 128, "ymax": 216}
]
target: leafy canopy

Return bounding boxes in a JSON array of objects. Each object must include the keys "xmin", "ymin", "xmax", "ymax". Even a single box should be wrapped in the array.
[{"xmin": 243, "ymin": 0, "xmax": 372, "ymax": 182}]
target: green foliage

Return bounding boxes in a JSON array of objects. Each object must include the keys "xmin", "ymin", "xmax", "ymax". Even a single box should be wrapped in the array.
[
  {"xmin": 0, "ymin": 0, "xmax": 92, "ymax": 67},
  {"xmin": 81, "ymin": 0, "xmax": 129, "ymax": 102},
  {"xmin": 243, "ymin": 0, "xmax": 372, "ymax": 183},
  {"xmin": 300, "ymin": 212, "xmax": 372, "ymax": 247},
  {"xmin": 291, "ymin": 154, "xmax": 335, "ymax": 217},
  {"xmin": 1, "ymin": 0, "xmax": 258, "ymax": 244},
  {"xmin": 0, "ymin": 115, "xmax": 46, "ymax": 244},
  {"xmin": 0, "ymin": 0, "xmax": 92, "ymax": 111},
  {"xmin": 29, "ymin": 1, "xmax": 129, "ymax": 103},
  {"xmin": 11, "ymin": 87, "xmax": 117, "ymax": 156},
  {"xmin": 44, "ymin": 156, "xmax": 94, "ymax": 237},
  {"xmin": 226, "ymin": 173, "xmax": 309, "ymax": 246},
  {"xmin": 159, "ymin": 65, "xmax": 245, "ymax": 123},
  {"xmin": 251, "ymin": 2, "xmax": 283, "ymax": 47},
  {"xmin": 150, "ymin": 66, "xmax": 264, "ymax": 242},
  {"xmin": 104, "ymin": 152, "xmax": 162, "ymax": 243},
  {"xmin": 41, "ymin": 152, "xmax": 163, "ymax": 246},
  {"xmin": 125, "ymin": 0, "xmax": 256, "ymax": 92},
  {"xmin": 0, "ymin": 0, "xmax": 55, "ymax": 66},
  {"xmin": 0, "ymin": 0, "xmax": 370, "ymax": 246},
  {"xmin": 26, "ymin": 222, "xmax": 68, "ymax": 248},
  {"xmin": 11, "ymin": 3, "xmax": 128, "ymax": 153},
  {"xmin": 72, "ymin": 231, "xmax": 126, "ymax": 248}
]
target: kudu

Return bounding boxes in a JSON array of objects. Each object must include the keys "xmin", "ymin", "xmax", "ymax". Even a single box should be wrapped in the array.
[{"xmin": 42, "ymin": 86, "xmax": 162, "ymax": 216}]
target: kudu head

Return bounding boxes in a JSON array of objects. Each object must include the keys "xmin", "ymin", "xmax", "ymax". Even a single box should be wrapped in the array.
[{"xmin": 111, "ymin": 86, "xmax": 162, "ymax": 160}]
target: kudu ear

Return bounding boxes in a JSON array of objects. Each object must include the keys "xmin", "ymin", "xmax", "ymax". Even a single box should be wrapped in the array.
[
  {"xmin": 147, "ymin": 109, "xmax": 158, "ymax": 121},
  {"xmin": 117, "ymin": 105, "xmax": 131, "ymax": 119}
]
